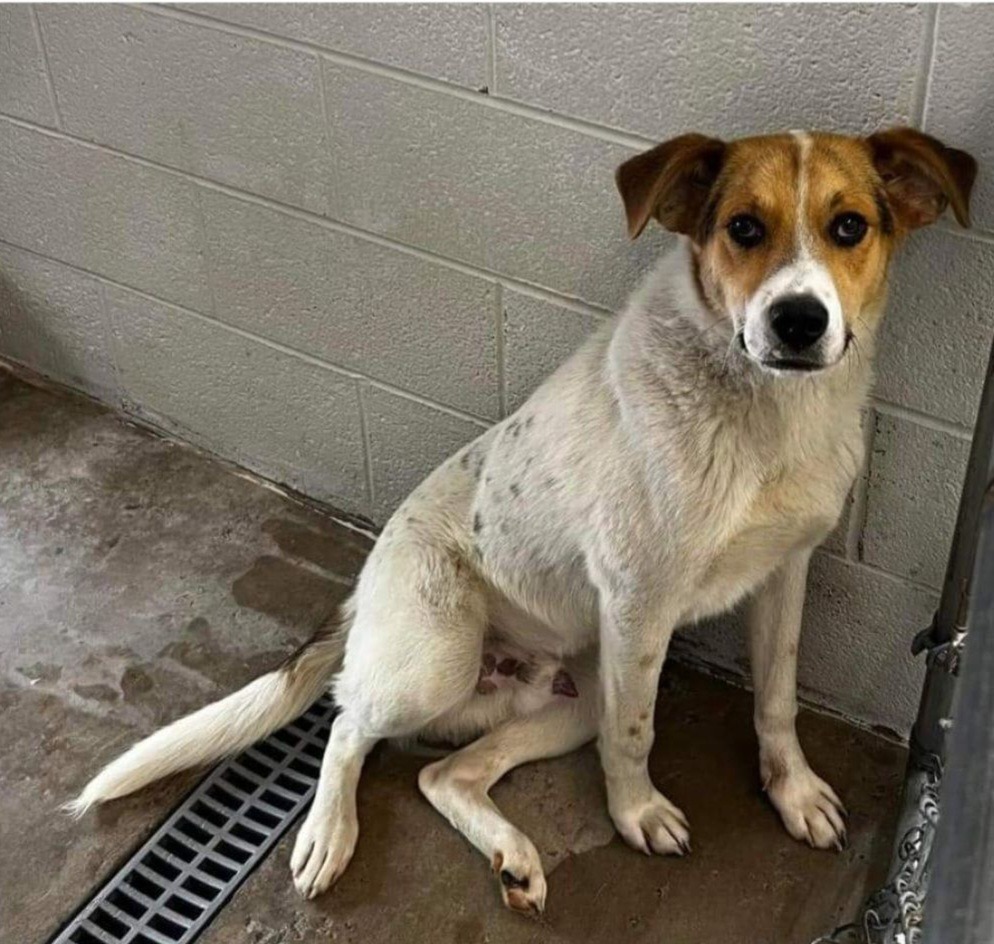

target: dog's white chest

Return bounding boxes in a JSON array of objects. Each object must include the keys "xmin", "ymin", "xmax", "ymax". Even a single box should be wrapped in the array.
[{"xmin": 684, "ymin": 426, "xmax": 861, "ymax": 622}]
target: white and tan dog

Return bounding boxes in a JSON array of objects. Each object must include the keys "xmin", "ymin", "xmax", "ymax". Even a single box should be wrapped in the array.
[{"xmin": 72, "ymin": 128, "xmax": 976, "ymax": 915}]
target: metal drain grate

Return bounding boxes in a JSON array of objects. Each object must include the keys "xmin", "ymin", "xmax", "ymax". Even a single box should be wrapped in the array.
[{"xmin": 51, "ymin": 695, "xmax": 335, "ymax": 944}]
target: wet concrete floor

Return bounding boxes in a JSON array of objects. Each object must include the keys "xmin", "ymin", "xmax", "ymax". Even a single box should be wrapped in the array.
[{"xmin": 0, "ymin": 371, "xmax": 906, "ymax": 944}]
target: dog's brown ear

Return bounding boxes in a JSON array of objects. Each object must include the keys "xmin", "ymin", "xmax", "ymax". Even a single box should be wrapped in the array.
[
  {"xmin": 867, "ymin": 127, "xmax": 977, "ymax": 230},
  {"xmin": 615, "ymin": 134, "xmax": 726, "ymax": 240}
]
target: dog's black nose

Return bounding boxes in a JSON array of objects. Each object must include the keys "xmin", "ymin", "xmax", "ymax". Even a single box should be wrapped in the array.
[{"xmin": 769, "ymin": 295, "xmax": 829, "ymax": 352}]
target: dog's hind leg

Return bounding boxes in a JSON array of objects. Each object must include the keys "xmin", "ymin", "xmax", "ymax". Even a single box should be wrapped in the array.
[
  {"xmin": 417, "ymin": 662, "xmax": 597, "ymax": 915},
  {"xmin": 289, "ymin": 533, "xmax": 491, "ymax": 897}
]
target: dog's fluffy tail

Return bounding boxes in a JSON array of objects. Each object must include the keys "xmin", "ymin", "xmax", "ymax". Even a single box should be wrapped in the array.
[{"xmin": 67, "ymin": 613, "xmax": 350, "ymax": 816}]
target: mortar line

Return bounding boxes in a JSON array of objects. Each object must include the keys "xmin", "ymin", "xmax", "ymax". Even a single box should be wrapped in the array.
[
  {"xmin": 140, "ymin": 297, "xmax": 493, "ymax": 429},
  {"xmin": 0, "ymin": 113, "xmax": 615, "ymax": 322},
  {"xmin": 934, "ymin": 219, "xmax": 994, "ymax": 246},
  {"xmin": 915, "ymin": 4, "xmax": 941, "ymax": 129},
  {"xmin": 355, "ymin": 380, "xmax": 377, "ymax": 508},
  {"xmin": 0, "ymin": 234, "xmax": 494, "ymax": 430},
  {"xmin": 315, "ymin": 52, "xmax": 331, "ymax": 132},
  {"xmin": 138, "ymin": 2, "xmax": 653, "ymax": 151},
  {"xmin": 485, "ymin": 4, "xmax": 498, "ymax": 94},
  {"xmin": 870, "ymin": 396, "xmax": 974, "ymax": 440},
  {"xmin": 494, "ymin": 283, "xmax": 507, "ymax": 418},
  {"xmin": 814, "ymin": 547, "xmax": 943, "ymax": 596},
  {"xmin": 29, "ymin": 5, "xmax": 64, "ymax": 130},
  {"xmin": 94, "ymin": 280, "xmax": 126, "ymax": 408},
  {"xmin": 191, "ymin": 177, "xmax": 220, "ymax": 319}
]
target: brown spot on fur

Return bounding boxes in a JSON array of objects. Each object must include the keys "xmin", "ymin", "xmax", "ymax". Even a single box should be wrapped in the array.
[
  {"xmin": 282, "ymin": 607, "xmax": 344, "ymax": 677},
  {"xmin": 638, "ymin": 654, "xmax": 655, "ymax": 669},
  {"xmin": 505, "ymin": 888, "xmax": 538, "ymax": 915},
  {"xmin": 763, "ymin": 755, "xmax": 790, "ymax": 792},
  {"xmin": 639, "ymin": 711, "xmax": 649, "ymax": 721},
  {"xmin": 628, "ymin": 725, "xmax": 641, "ymax": 737},
  {"xmin": 552, "ymin": 669, "xmax": 578, "ymax": 698}
]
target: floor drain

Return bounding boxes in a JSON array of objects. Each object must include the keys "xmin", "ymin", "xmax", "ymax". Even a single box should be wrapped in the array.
[{"xmin": 50, "ymin": 696, "xmax": 335, "ymax": 944}]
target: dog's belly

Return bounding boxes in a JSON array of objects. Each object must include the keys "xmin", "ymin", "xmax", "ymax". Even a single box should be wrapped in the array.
[{"xmin": 483, "ymin": 572, "xmax": 600, "ymax": 658}]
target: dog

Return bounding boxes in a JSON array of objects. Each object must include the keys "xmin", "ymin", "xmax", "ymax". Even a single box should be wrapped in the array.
[{"xmin": 71, "ymin": 127, "xmax": 976, "ymax": 916}]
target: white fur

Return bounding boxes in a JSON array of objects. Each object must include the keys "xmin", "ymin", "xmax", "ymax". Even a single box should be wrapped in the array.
[
  {"xmin": 74, "ymin": 238, "xmax": 871, "ymax": 912},
  {"xmin": 68, "ymin": 623, "xmax": 347, "ymax": 815},
  {"xmin": 742, "ymin": 131, "xmax": 847, "ymax": 368}
]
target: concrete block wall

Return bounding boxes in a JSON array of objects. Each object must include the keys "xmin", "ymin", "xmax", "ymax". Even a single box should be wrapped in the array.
[{"xmin": 1, "ymin": 4, "xmax": 991, "ymax": 733}]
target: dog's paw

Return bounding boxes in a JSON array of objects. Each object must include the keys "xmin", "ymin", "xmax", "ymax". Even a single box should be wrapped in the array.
[
  {"xmin": 491, "ymin": 841, "xmax": 547, "ymax": 916},
  {"xmin": 611, "ymin": 789, "xmax": 691, "ymax": 856},
  {"xmin": 766, "ymin": 765, "xmax": 847, "ymax": 850},
  {"xmin": 290, "ymin": 805, "xmax": 358, "ymax": 899}
]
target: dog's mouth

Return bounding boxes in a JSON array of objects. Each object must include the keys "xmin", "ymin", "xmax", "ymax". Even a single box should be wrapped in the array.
[
  {"xmin": 737, "ymin": 331, "xmax": 853, "ymax": 375},
  {"xmin": 758, "ymin": 358, "xmax": 824, "ymax": 373}
]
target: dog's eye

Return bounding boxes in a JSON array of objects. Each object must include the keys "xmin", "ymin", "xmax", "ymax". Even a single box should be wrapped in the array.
[
  {"xmin": 830, "ymin": 212, "xmax": 868, "ymax": 247},
  {"xmin": 727, "ymin": 214, "xmax": 765, "ymax": 248}
]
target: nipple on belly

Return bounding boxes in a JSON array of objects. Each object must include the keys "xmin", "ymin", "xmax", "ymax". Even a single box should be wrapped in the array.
[{"xmin": 476, "ymin": 651, "xmax": 578, "ymax": 698}]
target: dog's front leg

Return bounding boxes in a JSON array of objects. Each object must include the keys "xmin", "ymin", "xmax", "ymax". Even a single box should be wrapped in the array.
[
  {"xmin": 749, "ymin": 550, "xmax": 847, "ymax": 850},
  {"xmin": 598, "ymin": 594, "xmax": 690, "ymax": 856}
]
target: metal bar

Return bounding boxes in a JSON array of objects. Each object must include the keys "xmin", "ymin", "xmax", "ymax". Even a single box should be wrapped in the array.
[
  {"xmin": 912, "ymin": 336, "xmax": 994, "ymax": 760},
  {"xmin": 921, "ymin": 486, "xmax": 994, "ymax": 943}
]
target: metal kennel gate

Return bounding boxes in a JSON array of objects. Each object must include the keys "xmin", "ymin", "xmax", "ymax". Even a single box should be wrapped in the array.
[{"xmin": 814, "ymin": 336, "xmax": 994, "ymax": 944}]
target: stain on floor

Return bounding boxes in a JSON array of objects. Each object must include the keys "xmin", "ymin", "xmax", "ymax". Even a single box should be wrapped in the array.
[{"xmin": 0, "ymin": 372, "xmax": 906, "ymax": 944}]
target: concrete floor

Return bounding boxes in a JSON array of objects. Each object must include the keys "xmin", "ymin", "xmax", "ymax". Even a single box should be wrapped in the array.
[{"xmin": 0, "ymin": 371, "xmax": 907, "ymax": 944}]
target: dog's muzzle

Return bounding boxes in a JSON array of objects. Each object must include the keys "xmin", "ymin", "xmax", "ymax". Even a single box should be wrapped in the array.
[{"xmin": 761, "ymin": 293, "xmax": 830, "ymax": 372}]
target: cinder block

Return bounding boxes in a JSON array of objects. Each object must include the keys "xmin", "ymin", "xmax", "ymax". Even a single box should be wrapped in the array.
[
  {"xmin": 503, "ymin": 289, "xmax": 603, "ymax": 413},
  {"xmin": 677, "ymin": 553, "xmax": 936, "ymax": 734},
  {"xmin": 494, "ymin": 5, "xmax": 927, "ymax": 139},
  {"xmin": 878, "ymin": 229, "xmax": 994, "ymax": 428},
  {"xmin": 363, "ymin": 384, "xmax": 486, "ymax": 521},
  {"xmin": 0, "ymin": 8, "xmax": 57, "ymax": 126},
  {"xmin": 0, "ymin": 242, "xmax": 117, "ymax": 402},
  {"xmin": 38, "ymin": 5, "xmax": 329, "ymax": 212},
  {"xmin": 923, "ymin": 6, "xmax": 994, "ymax": 232},
  {"xmin": 0, "ymin": 122, "xmax": 211, "ymax": 312},
  {"xmin": 178, "ymin": 3, "xmax": 489, "ymax": 88},
  {"xmin": 320, "ymin": 62, "xmax": 671, "ymax": 310},
  {"xmin": 200, "ymin": 191, "xmax": 500, "ymax": 418},
  {"xmin": 105, "ymin": 285, "xmax": 368, "ymax": 510},
  {"xmin": 861, "ymin": 413, "xmax": 970, "ymax": 589}
]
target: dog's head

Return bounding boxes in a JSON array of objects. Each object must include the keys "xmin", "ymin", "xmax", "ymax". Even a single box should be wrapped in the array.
[{"xmin": 616, "ymin": 128, "xmax": 977, "ymax": 374}]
